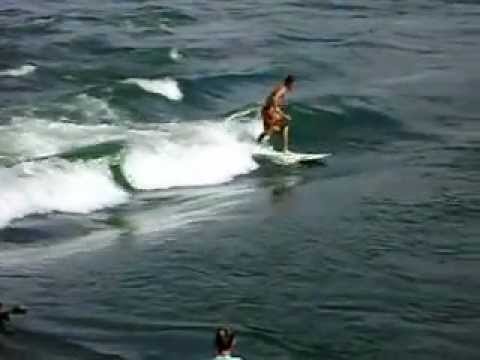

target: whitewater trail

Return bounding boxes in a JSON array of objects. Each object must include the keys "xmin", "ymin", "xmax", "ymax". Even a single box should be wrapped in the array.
[{"xmin": 0, "ymin": 108, "xmax": 262, "ymax": 227}]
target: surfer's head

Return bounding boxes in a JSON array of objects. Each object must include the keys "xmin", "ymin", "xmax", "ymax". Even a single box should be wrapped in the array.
[
  {"xmin": 284, "ymin": 74, "xmax": 295, "ymax": 90},
  {"xmin": 215, "ymin": 326, "xmax": 236, "ymax": 354}
]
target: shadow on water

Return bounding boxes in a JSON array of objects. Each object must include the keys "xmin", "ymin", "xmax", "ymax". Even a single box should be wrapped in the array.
[{"xmin": 251, "ymin": 157, "xmax": 330, "ymax": 206}]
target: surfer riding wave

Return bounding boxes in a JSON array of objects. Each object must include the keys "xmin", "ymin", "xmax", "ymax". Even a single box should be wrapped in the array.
[{"xmin": 256, "ymin": 75, "xmax": 295, "ymax": 152}]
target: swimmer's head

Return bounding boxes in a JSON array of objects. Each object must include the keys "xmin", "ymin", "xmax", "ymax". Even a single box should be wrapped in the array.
[{"xmin": 215, "ymin": 326, "xmax": 236, "ymax": 354}]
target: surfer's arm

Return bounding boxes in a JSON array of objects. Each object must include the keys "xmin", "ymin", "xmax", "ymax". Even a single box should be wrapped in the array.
[
  {"xmin": 275, "ymin": 104, "xmax": 291, "ymax": 121},
  {"xmin": 279, "ymin": 108, "xmax": 291, "ymax": 120},
  {"xmin": 272, "ymin": 87, "xmax": 286, "ymax": 108},
  {"xmin": 272, "ymin": 88, "xmax": 291, "ymax": 120}
]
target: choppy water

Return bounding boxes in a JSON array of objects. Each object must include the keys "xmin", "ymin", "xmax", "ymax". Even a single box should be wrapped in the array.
[{"xmin": 1, "ymin": 1, "xmax": 479, "ymax": 359}]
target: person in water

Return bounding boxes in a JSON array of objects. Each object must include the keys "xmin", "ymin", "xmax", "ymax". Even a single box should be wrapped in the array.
[
  {"xmin": 256, "ymin": 75, "xmax": 295, "ymax": 152},
  {"xmin": 213, "ymin": 326, "xmax": 242, "ymax": 360},
  {"xmin": 0, "ymin": 302, "xmax": 11, "ymax": 331},
  {"xmin": 0, "ymin": 302, "xmax": 27, "ymax": 333}
]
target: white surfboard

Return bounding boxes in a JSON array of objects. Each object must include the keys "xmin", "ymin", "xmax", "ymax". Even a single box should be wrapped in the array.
[{"xmin": 253, "ymin": 148, "xmax": 331, "ymax": 165}]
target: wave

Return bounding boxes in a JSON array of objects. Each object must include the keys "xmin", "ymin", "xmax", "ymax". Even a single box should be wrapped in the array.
[
  {"xmin": 121, "ymin": 115, "xmax": 261, "ymax": 190},
  {"xmin": 0, "ymin": 108, "xmax": 263, "ymax": 226},
  {"xmin": 0, "ymin": 117, "xmax": 126, "ymax": 160},
  {"xmin": 159, "ymin": 22, "xmax": 174, "ymax": 34},
  {"xmin": 169, "ymin": 47, "xmax": 183, "ymax": 61},
  {"xmin": 0, "ymin": 158, "xmax": 128, "ymax": 228},
  {"xmin": 0, "ymin": 98, "xmax": 409, "ymax": 227},
  {"xmin": 0, "ymin": 64, "xmax": 36, "ymax": 77},
  {"xmin": 122, "ymin": 77, "xmax": 183, "ymax": 101},
  {"xmin": 67, "ymin": 94, "xmax": 119, "ymax": 123}
]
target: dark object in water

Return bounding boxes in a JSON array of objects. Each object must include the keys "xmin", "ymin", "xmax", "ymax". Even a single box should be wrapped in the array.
[
  {"xmin": 0, "ymin": 303, "xmax": 28, "ymax": 335},
  {"xmin": 10, "ymin": 305, "xmax": 28, "ymax": 315}
]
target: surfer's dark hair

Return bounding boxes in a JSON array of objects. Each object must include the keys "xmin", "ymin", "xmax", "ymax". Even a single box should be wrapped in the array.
[
  {"xmin": 284, "ymin": 74, "xmax": 295, "ymax": 86},
  {"xmin": 215, "ymin": 327, "xmax": 236, "ymax": 352}
]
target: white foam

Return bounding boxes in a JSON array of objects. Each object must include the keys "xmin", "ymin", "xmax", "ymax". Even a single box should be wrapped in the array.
[
  {"xmin": 0, "ymin": 117, "xmax": 125, "ymax": 159},
  {"xmin": 159, "ymin": 22, "xmax": 174, "ymax": 34},
  {"xmin": 72, "ymin": 94, "xmax": 119, "ymax": 122},
  {"xmin": 122, "ymin": 77, "xmax": 183, "ymax": 101},
  {"xmin": 169, "ymin": 48, "xmax": 183, "ymax": 61},
  {"xmin": 0, "ymin": 64, "xmax": 36, "ymax": 77},
  {"xmin": 32, "ymin": 16, "xmax": 55, "ymax": 26},
  {"xmin": 121, "ymin": 118, "xmax": 260, "ymax": 190},
  {"xmin": 0, "ymin": 228, "xmax": 123, "ymax": 268},
  {"xmin": 0, "ymin": 109, "xmax": 263, "ymax": 226},
  {"xmin": 129, "ymin": 185, "xmax": 254, "ymax": 236},
  {"xmin": 0, "ymin": 159, "xmax": 128, "ymax": 228}
]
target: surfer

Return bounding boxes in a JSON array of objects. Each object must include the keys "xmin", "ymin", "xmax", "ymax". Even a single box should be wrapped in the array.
[
  {"xmin": 213, "ymin": 326, "xmax": 242, "ymax": 360},
  {"xmin": 256, "ymin": 75, "xmax": 295, "ymax": 152}
]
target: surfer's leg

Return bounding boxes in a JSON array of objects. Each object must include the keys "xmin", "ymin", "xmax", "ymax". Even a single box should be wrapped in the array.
[
  {"xmin": 257, "ymin": 131, "xmax": 267, "ymax": 143},
  {"xmin": 257, "ymin": 107, "xmax": 269, "ymax": 143},
  {"xmin": 282, "ymin": 125, "xmax": 289, "ymax": 152},
  {"xmin": 258, "ymin": 107, "xmax": 275, "ymax": 144}
]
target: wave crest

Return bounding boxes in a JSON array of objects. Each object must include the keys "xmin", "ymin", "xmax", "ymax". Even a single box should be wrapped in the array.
[
  {"xmin": 122, "ymin": 77, "xmax": 183, "ymax": 101},
  {"xmin": 0, "ymin": 64, "xmax": 36, "ymax": 77},
  {"xmin": 121, "ymin": 120, "xmax": 259, "ymax": 190},
  {"xmin": 0, "ymin": 159, "xmax": 128, "ymax": 228}
]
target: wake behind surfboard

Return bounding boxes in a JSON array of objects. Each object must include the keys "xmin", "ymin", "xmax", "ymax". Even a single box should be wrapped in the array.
[{"xmin": 253, "ymin": 147, "xmax": 331, "ymax": 165}]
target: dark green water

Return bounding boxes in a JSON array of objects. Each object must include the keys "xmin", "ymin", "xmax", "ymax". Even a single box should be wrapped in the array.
[{"xmin": 1, "ymin": 1, "xmax": 479, "ymax": 359}]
